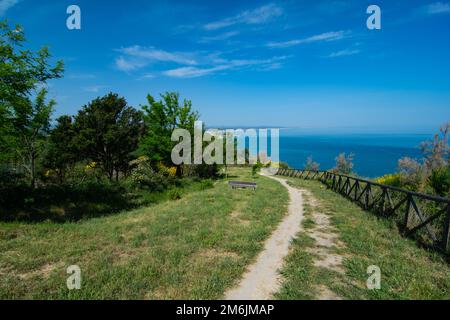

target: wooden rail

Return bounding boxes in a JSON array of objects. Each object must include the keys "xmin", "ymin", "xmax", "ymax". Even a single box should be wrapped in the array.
[{"xmin": 276, "ymin": 168, "xmax": 450, "ymax": 254}]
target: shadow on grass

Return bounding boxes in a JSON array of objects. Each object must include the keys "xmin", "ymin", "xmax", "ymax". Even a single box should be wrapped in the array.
[
  {"xmin": 0, "ymin": 178, "xmax": 217, "ymax": 223},
  {"xmin": 0, "ymin": 182, "xmax": 143, "ymax": 223}
]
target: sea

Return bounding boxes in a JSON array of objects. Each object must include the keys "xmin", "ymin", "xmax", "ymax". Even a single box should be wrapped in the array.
[{"xmin": 278, "ymin": 129, "xmax": 431, "ymax": 178}]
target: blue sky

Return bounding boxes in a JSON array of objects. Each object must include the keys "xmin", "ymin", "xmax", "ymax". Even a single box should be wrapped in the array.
[{"xmin": 2, "ymin": 0, "xmax": 450, "ymax": 132}]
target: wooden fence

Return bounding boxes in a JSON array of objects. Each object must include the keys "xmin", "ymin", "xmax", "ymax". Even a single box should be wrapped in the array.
[{"xmin": 276, "ymin": 168, "xmax": 450, "ymax": 254}]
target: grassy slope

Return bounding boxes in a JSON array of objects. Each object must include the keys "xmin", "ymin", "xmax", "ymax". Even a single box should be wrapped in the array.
[
  {"xmin": 276, "ymin": 177, "xmax": 450, "ymax": 300},
  {"xmin": 0, "ymin": 167, "xmax": 288, "ymax": 299}
]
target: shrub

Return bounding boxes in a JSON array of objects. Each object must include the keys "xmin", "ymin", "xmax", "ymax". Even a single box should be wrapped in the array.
[
  {"xmin": 420, "ymin": 123, "xmax": 449, "ymax": 171},
  {"xmin": 0, "ymin": 166, "xmax": 25, "ymax": 188},
  {"xmin": 185, "ymin": 163, "xmax": 220, "ymax": 179},
  {"xmin": 157, "ymin": 162, "xmax": 177, "ymax": 177},
  {"xmin": 199, "ymin": 179, "xmax": 214, "ymax": 190},
  {"xmin": 168, "ymin": 189, "xmax": 182, "ymax": 200},
  {"xmin": 304, "ymin": 156, "xmax": 320, "ymax": 171},
  {"xmin": 428, "ymin": 166, "xmax": 450, "ymax": 196},
  {"xmin": 129, "ymin": 157, "xmax": 168, "ymax": 191},
  {"xmin": 397, "ymin": 157, "xmax": 427, "ymax": 191},
  {"xmin": 252, "ymin": 162, "xmax": 263, "ymax": 176},
  {"xmin": 375, "ymin": 173, "xmax": 402, "ymax": 187},
  {"xmin": 334, "ymin": 153, "xmax": 354, "ymax": 175}
]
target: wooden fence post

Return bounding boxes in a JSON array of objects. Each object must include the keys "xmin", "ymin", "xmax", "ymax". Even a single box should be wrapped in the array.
[
  {"xmin": 365, "ymin": 184, "xmax": 371, "ymax": 210},
  {"xmin": 404, "ymin": 194, "xmax": 413, "ymax": 230},
  {"xmin": 443, "ymin": 204, "xmax": 450, "ymax": 253}
]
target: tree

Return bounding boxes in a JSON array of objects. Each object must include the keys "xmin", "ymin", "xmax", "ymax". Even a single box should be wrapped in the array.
[
  {"xmin": 139, "ymin": 92, "xmax": 199, "ymax": 167},
  {"xmin": 73, "ymin": 93, "xmax": 143, "ymax": 181},
  {"xmin": 420, "ymin": 123, "xmax": 450, "ymax": 171},
  {"xmin": 0, "ymin": 20, "xmax": 63, "ymax": 183},
  {"xmin": 45, "ymin": 115, "xmax": 78, "ymax": 182},
  {"xmin": 11, "ymin": 89, "xmax": 55, "ymax": 187},
  {"xmin": 0, "ymin": 21, "xmax": 63, "ymax": 103}
]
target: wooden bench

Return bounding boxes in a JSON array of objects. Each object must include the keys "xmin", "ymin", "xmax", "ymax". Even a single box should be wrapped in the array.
[{"xmin": 228, "ymin": 181, "xmax": 257, "ymax": 191}]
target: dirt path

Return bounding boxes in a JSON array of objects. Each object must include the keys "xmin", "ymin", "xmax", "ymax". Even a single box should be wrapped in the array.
[{"xmin": 224, "ymin": 174, "xmax": 305, "ymax": 300}]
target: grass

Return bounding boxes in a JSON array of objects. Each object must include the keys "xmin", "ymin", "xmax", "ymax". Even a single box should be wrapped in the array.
[
  {"xmin": 0, "ymin": 177, "xmax": 210, "ymax": 222},
  {"xmin": 275, "ymin": 177, "xmax": 450, "ymax": 300},
  {"xmin": 0, "ymin": 167, "xmax": 288, "ymax": 299}
]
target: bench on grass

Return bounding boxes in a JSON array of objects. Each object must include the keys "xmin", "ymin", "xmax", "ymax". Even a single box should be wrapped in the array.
[{"xmin": 228, "ymin": 181, "xmax": 257, "ymax": 191}]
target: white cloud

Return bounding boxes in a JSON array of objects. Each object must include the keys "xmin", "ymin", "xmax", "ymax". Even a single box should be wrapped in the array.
[
  {"xmin": 163, "ymin": 66, "xmax": 230, "ymax": 78},
  {"xmin": 199, "ymin": 31, "xmax": 240, "ymax": 43},
  {"xmin": 163, "ymin": 56, "xmax": 289, "ymax": 78},
  {"xmin": 115, "ymin": 46, "xmax": 198, "ymax": 71},
  {"xmin": 424, "ymin": 2, "xmax": 450, "ymax": 14},
  {"xmin": 115, "ymin": 56, "xmax": 147, "ymax": 72},
  {"xmin": 204, "ymin": 3, "xmax": 283, "ymax": 30},
  {"xmin": 267, "ymin": 31, "xmax": 350, "ymax": 48},
  {"xmin": 326, "ymin": 49, "xmax": 360, "ymax": 58},
  {"xmin": 82, "ymin": 85, "xmax": 108, "ymax": 93},
  {"xmin": 118, "ymin": 45, "xmax": 197, "ymax": 65},
  {"xmin": 0, "ymin": 0, "xmax": 19, "ymax": 16}
]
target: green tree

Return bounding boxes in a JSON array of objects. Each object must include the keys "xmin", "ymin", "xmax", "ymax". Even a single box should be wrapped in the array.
[
  {"xmin": 73, "ymin": 93, "xmax": 143, "ymax": 181},
  {"xmin": 11, "ymin": 89, "xmax": 55, "ymax": 187},
  {"xmin": 139, "ymin": 92, "xmax": 199, "ymax": 166},
  {"xmin": 0, "ymin": 20, "xmax": 63, "ymax": 181},
  {"xmin": 45, "ymin": 115, "xmax": 78, "ymax": 183}
]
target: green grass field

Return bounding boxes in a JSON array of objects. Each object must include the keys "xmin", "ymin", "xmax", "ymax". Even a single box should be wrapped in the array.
[
  {"xmin": 276, "ymin": 177, "xmax": 450, "ymax": 300},
  {"xmin": 1, "ymin": 168, "xmax": 448, "ymax": 300},
  {"xmin": 0, "ymin": 167, "xmax": 288, "ymax": 299}
]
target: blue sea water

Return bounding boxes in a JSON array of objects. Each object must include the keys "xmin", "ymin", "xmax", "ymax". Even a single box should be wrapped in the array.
[{"xmin": 278, "ymin": 130, "xmax": 431, "ymax": 178}]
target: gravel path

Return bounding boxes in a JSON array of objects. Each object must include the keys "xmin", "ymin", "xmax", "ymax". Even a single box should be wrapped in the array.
[{"xmin": 224, "ymin": 173, "xmax": 305, "ymax": 300}]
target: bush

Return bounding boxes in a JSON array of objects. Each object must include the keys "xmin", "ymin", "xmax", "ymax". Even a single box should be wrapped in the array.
[
  {"xmin": 375, "ymin": 173, "xmax": 402, "ymax": 187},
  {"xmin": 168, "ymin": 189, "xmax": 182, "ymax": 200},
  {"xmin": 0, "ymin": 181, "xmax": 132, "ymax": 222},
  {"xmin": 0, "ymin": 166, "xmax": 25, "ymax": 188},
  {"xmin": 252, "ymin": 162, "xmax": 263, "ymax": 176},
  {"xmin": 334, "ymin": 153, "xmax": 354, "ymax": 175},
  {"xmin": 199, "ymin": 179, "xmax": 214, "ymax": 190},
  {"xmin": 428, "ymin": 167, "xmax": 450, "ymax": 196},
  {"xmin": 129, "ymin": 156, "xmax": 169, "ymax": 191},
  {"xmin": 304, "ymin": 156, "xmax": 320, "ymax": 171},
  {"xmin": 185, "ymin": 163, "xmax": 220, "ymax": 179},
  {"xmin": 397, "ymin": 157, "xmax": 427, "ymax": 191}
]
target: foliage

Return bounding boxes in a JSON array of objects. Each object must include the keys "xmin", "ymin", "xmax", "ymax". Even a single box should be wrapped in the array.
[
  {"xmin": 129, "ymin": 156, "xmax": 168, "ymax": 192},
  {"xmin": 157, "ymin": 162, "xmax": 177, "ymax": 178},
  {"xmin": 1, "ymin": 20, "xmax": 63, "ymax": 184},
  {"xmin": 420, "ymin": 123, "xmax": 449, "ymax": 171},
  {"xmin": 397, "ymin": 157, "xmax": 427, "ymax": 191},
  {"xmin": 44, "ymin": 115, "xmax": 78, "ymax": 182},
  {"xmin": 139, "ymin": 92, "xmax": 199, "ymax": 166},
  {"xmin": 428, "ymin": 166, "xmax": 450, "ymax": 196},
  {"xmin": 168, "ymin": 188, "xmax": 182, "ymax": 200},
  {"xmin": 181, "ymin": 163, "xmax": 221, "ymax": 179},
  {"xmin": 304, "ymin": 156, "xmax": 320, "ymax": 171},
  {"xmin": 375, "ymin": 173, "xmax": 402, "ymax": 187},
  {"xmin": 0, "ymin": 20, "xmax": 63, "ymax": 111},
  {"xmin": 334, "ymin": 152, "xmax": 354, "ymax": 175},
  {"xmin": 73, "ymin": 93, "xmax": 143, "ymax": 181},
  {"xmin": 10, "ymin": 89, "xmax": 55, "ymax": 187},
  {"xmin": 252, "ymin": 161, "xmax": 263, "ymax": 176}
]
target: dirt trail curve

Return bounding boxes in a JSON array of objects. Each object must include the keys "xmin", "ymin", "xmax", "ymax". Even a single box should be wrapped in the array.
[{"xmin": 224, "ymin": 173, "xmax": 305, "ymax": 300}]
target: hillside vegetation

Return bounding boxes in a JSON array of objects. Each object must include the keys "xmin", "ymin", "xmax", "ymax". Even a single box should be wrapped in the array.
[
  {"xmin": 276, "ymin": 177, "xmax": 450, "ymax": 300},
  {"xmin": 0, "ymin": 167, "xmax": 288, "ymax": 299}
]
